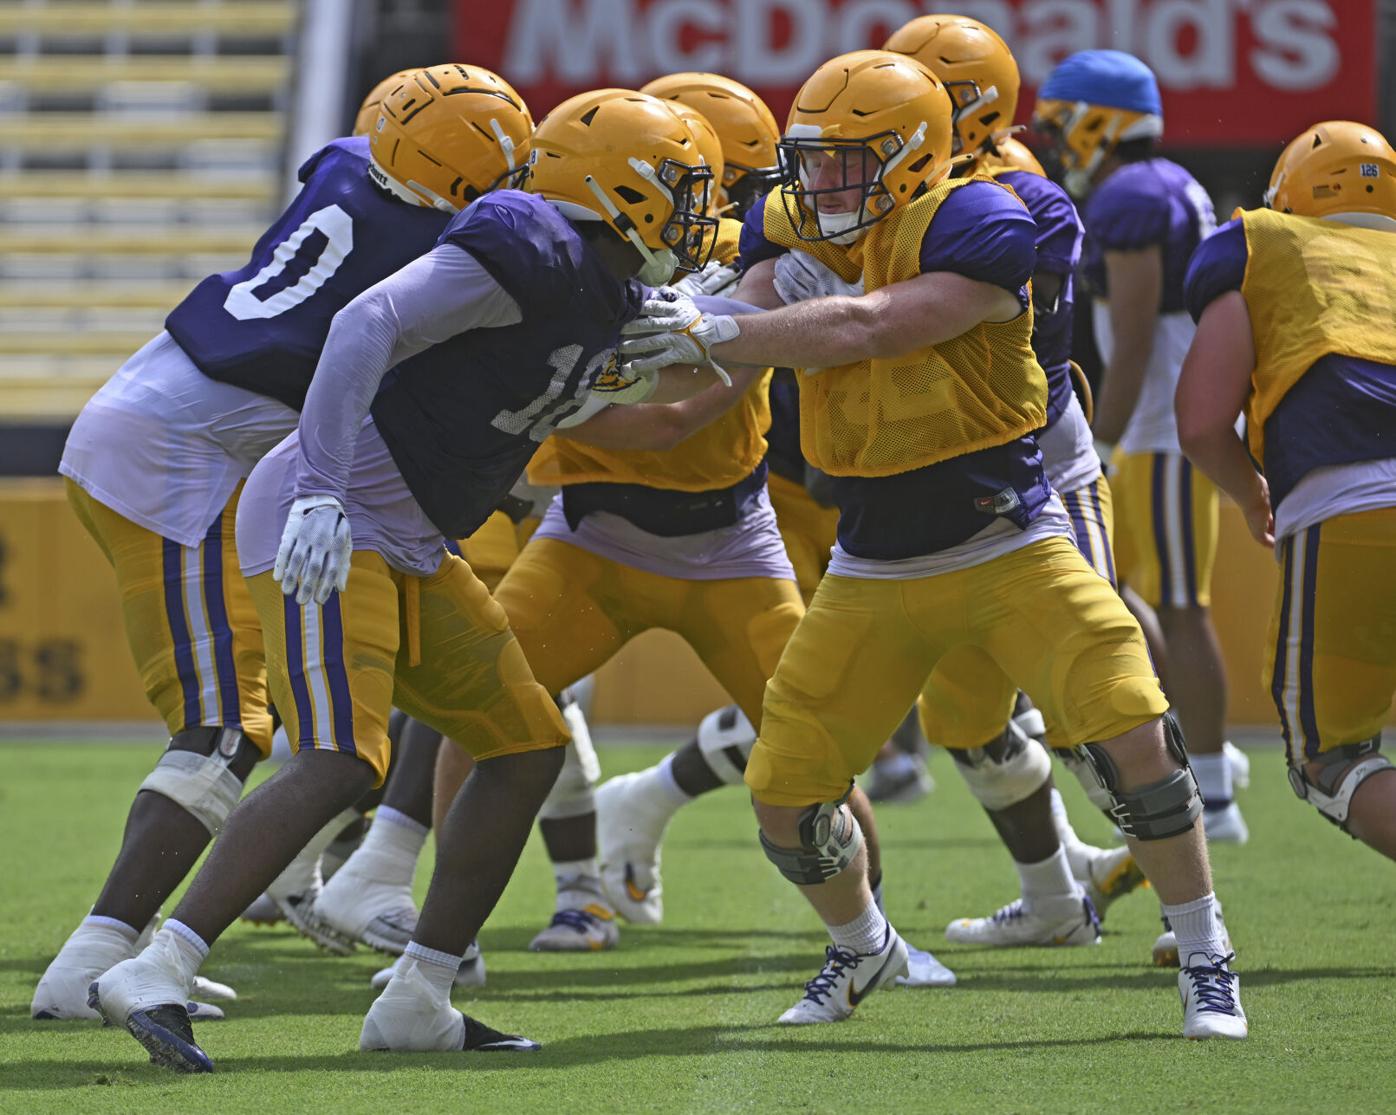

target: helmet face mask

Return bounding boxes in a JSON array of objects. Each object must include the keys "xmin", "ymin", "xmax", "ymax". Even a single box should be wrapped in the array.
[{"xmin": 778, "ymin": 129, "xmax": 917, "ymax": 243}]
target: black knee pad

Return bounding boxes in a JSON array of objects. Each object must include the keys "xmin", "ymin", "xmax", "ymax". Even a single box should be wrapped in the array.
[{"xmin": 1080, "ymin": 713, "xmax": 1201, "ymax": 841}]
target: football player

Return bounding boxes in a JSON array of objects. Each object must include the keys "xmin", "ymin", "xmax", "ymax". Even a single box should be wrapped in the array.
[
  {"xmin": 89, "ymin": 88, "xmax": 749, "ymax": 1070},
  {"xmin": 1177, "ymin": 121, "xmax": 1396, "ymax": 860},
  {"xmin": 423, "ymin": 83, "xmax": 915, "ymax": 963},
  {"xmin": 622, "ymin": 50, "xmax": 1246, "ymax": 1039},
  {"xmin": 883, "ymin": 14, "xmax": 1146, "ymax": 948},
  {"xmin": 1034, "ymin": 51, "xmax": 1248, "ymax": 842},
  {"xmin": 33, "ymin": 65, "xmax": 530, "ymax": 1021}
]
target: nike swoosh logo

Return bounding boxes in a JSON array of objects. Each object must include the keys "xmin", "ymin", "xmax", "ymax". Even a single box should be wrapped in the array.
[{"xmin": 847, "ymin": 942, "xmax": 903, "ymax": 1008}]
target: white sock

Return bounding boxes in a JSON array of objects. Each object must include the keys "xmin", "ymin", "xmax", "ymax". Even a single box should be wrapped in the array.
[
  {"xmin": 1192, "ymin": 754, "xmax": 1234, "ymax": 807},
  {"xmin": 154, "ymin": 920, "xmax": 209, "ymax": 988},
  {"xmin": 342, "ymin": 807, "xmax": 426, "ymax": 889},
  {"xmin": 1162, "ymin": 893, "xmax": 1229, "ymax": 963},
  {"xmin": 80, "ymin": 915, "xmax": 140, "ymax": 944},
  {"xmin": 828, "ymin": 901, "xmax": 890, "ymax": 956},
  {"xmin": 403, "ymin": 941, "xmax": 461, "ymax": 997},
  {"xmin": 1016, "ymin": 846, "xmax": 1081, "ymax": 913},
  {"xmin": 1048, "ymin": 789, "xmax": 1084, "ymax": 852},
  {"xmin": 271, "ymin": 807, "xmax": 362, "ymax": 896},
  {"xmin": 554, "ymin": 858, "xmax": 606, "ymax": 910},
  {"xmin": 876, "ymin": 751, "xmax": 919, "ymax": 778}
]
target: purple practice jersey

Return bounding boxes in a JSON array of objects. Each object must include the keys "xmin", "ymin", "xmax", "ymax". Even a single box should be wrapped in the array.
[
  {"xmin": 739, "ymin": 180, "xmax": 1051, "ymax": 560},
  {"xmin": 998, "ymin": 169, "xmax": 1083, "ymax": 425},
  {"xmin": 166, "ymin": 137, "xmax": 449, "ymax": 410},
  {"xmin": 1185, "ymin": 217, "xmax": 1396, "ymax": 507},
  {"xmin": 370, "ymin": 191, "xmax": 644, "ymax": 540},
  {"xmin": 1081, "ymin": 157, "xmax": 1216, "ymax": 313}
]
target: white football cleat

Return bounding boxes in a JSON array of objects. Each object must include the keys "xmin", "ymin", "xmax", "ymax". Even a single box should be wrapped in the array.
[
  {"xmin": 529, "ymin": 904, "xmax": 619, "ymax": 952},
  {"xmin": 946, "ymin": 896, "xmax": 1100, "ymax": 948},
  {"xmin": 266, "ymin": 854, "xmax": 355, "ymax": 956},
  {"xmin": 1223, "ymin": 741, "xmax": 1250, "ymax": 790},
  {"xmin": 360, "ymin": 958, "xmax": 537, "ymax": 1053},
  {"xmin": 32, "ymin": 923, "xmax": 226, "ymax": 1022},
  {"xmin": 88, "ymin": 938, "xmax": 214, "ymax": 1072},
  {"xmin": 895, "ymin": 943, "xmax": 957, "ymax": 988},
  {"xmin": 779, "ymin": 926, "xmax": 909, "ymax": 1024},
  {"xmin": 862, "ymin": 752, "xmax": 934, "ymax": 804},
  {"xmin": 1203, "ymin": 802, "xmax": 1249, "ymax": 844},
  {"xmin": 371, "ymin": 941, "xmax": 486, "ymax": 990},
  {"xmin": 1179, "ymin": 952, "xmax": 1248, "ymax": 1039},
  {"xmin": 313, "ymin": 861, "xmax": 418, "ymax": 955},
  {"xmin": 1074, "ymin": 844, "xmax": 1149, "ymax": 920},
  {"xmin": 596, "ymin": 771, "xmax": 667, "ymax": 925}
]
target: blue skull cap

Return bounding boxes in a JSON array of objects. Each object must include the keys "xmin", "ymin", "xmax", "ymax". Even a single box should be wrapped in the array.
[{"xmin": 1039, "ymin": 50, "xmax": 1163, "ymax": 119}]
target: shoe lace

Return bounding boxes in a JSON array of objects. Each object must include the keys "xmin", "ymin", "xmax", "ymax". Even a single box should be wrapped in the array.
[
  {"xmin": 548, "ymin": 909, "xmax": 600, "ymax": 933},
  {"xmin": 800, "ymin": 945, "xmax": 862, "ymax": 1005},
  {"xmin": 1184, "ymin": 953, "xmax": 1239, "ymax": 1014},
  {"xmin": 990, "ymin": 900, "xmax": 1025, "ymax": 925}
]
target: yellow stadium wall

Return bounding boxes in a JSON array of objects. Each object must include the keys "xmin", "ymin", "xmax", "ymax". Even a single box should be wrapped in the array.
[{"xmin": 1, "ymin": 479, "xmax": 1389, "ymax": 732}]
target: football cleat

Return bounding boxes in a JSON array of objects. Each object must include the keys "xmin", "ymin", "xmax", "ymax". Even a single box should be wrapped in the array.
[
  {"xmin": 863, "ymin": 751, "xmax": 935, "ymax": 804},
  {"xmin": 239, "ymin": 892, "xmax": 284, "ymax": 925},
  {"xmin": 1203, "ymin": 801, "xmax": 1249, "ymax": 844},
  {"xmin": 595, "ymin": 771, "xmax": 666, "ymax": 925},
  {"xmin": 895, "ymin": 943, "xmax": 957, "ymax": 988},
  {"xmin": 779, "ymin": 925, "xmax": 909, "ymax": 1024},
  {"xmin": 371, "ymin": 941, "xmax": 486, "ymax": 990},
  {"xmin": 1073, "ymin": 843, "xmax": 1148, "ymax": 921},
  {"xmin": 32, "ymin": 925, "xmax": 227, "ymax": 1022},
  {"xmin": 945, "ymin": 896, "xmax": 1100, "ymax": 948},
  {"xmin": 87, "ymin": 939, "xmax": 215, "ymax": 1071},
  {"xmin": 1223, "ymin": 740, "xmax": 1250, "ymax": 790},
  {"xmin": 529, "ymin": 905, "xmax": 619, "ymax": 952},
  {"xmin": 313, "ymin": 861, "xmax": 418, "ymax": 955},
  {"xmin": 1179, "ymin": 952, "xmax": 1248, "ymax": 1040},
  {"xmin": 360, "ymin": 958, "xmax": 538, "ymax": 1053}
]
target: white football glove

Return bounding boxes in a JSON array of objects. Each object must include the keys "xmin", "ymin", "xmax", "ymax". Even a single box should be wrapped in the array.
[
  {"xmin": 773, "ymin": 250, "xmax": 864, "ymax": 305},
  {"xmin": 274, "ymin": 495, "xmax": 352, "ymax": 607},
  {"xmin": 670, "ymin": 259, "xmax": 742, "ymax": 298},
  {"xmin": 619, "ymin": 291, "xmax": 739, "ymax": 381}
]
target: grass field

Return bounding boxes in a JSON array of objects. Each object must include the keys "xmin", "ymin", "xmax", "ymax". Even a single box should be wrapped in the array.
[{"xmin": 2, "ymin": 737, "xmax": 1394, "ymax": 1113}]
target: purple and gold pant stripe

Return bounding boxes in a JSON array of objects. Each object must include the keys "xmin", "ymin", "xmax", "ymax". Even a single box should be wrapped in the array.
[
  {"xmin": 160, "ymin": 513, "xmax": 241, "ymax": 732},
  {"xmin": 283, "ymin": 593, "xmax": 356, "ymax": 756},
  {"xmin": 1149, "ymin": 453, "xmax": 1200, "ymax": 608},
  {"xmin": 1062, "ymin": 480, "xmax": 1115, "ymax": 587},
  {"xmin": 1271, "ymin": 524, "xmax": 1322, "ymax": 763}
]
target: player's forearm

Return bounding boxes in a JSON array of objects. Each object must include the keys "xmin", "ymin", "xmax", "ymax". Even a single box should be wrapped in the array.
[
  {"xmin": 1180, "ymin": 423, "xmax": 1265, "ymax": 516},
  {"xmin": 562, "ymin": 368, "xmax": 763, "ymax": 451},
  {"xmin": 1091, "ymin": 347, "xmax": 1150, "ymax": 444},
  {"xmin": 713, "ymin": 294, "xmax": 887, "ymax": 368}
]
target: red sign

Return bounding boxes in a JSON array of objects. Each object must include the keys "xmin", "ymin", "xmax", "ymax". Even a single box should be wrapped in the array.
[{"xmin": 457, "ymin": 0, "xmax": 1376, "ymax": 146}]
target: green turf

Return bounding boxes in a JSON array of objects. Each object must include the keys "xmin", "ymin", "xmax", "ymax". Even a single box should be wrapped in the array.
[{"xmin": 1, "ymin": 739, "xmax": 1393, "ymax": 1113}]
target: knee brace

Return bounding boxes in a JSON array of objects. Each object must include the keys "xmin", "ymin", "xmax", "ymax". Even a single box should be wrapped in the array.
[
  {"xmin": 538, "ymin": 699, "xmax": 599, "ymax": 821},
  {"xmin": 950, "ymin": 720, "xmax": 1051, "ymax": 811},
  {"xmin": 759, "ymin": 787, "xmax": 864, "ymax": 885},
  {"xmin": 697, "ymin": 704, "xmax": 756, "ymax": 787},
  {"xmin": 139, "ymin": 726, "xmax": 259, "ymax": 836},
  {"xmin": 1289, "ymin": 736, "xmax": 1391, "ymax": 834},
  {"xmin": 1077, "ymin": 713, "xmax": 1203, "ymax": 841},
  {"xmin": 1052, "ymin": 746, "xmax": 1115, "ymax": 812}
]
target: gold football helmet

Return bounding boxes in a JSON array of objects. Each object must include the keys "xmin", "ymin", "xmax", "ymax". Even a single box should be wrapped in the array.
[
  {"xmin": 528, "ymin": 88, "xmax": 716, "ymax": 284},
  {"xmin": 640, "ymin": 72, "xmax": 781, "ymax": 216},
  {"xmin": 1266, "ymin": 120, "xmax": 1396, "ymax": 223},
  {"xmin": 884, "ymin": 15, "xmax": 1019, "ymax": 158},
  {"xmin": 780, "ymin": 50, "xmax": 955, "ymax": 243},
  {"xmin": 353, "ymin": 69, "xmax": 413, "ymax": 137},
  {"xmin": 368, "ymin": 63, "xmax": 533, "ymax": 213}
]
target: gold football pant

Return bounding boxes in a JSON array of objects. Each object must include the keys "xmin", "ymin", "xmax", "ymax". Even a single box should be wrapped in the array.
[
  {"xmin": 494, "ymin": 537, "xmax": 805, "ymax": 727},
  {"xmin": 1267, "ymin": 508, "xmax": 1396, "ymax": 764},
  {"xmin": 919, "ymin": 477, "xmax": 1117, "ymax": 751},
  {"xmin": 747, "ymin": 535, "xmax": 1168, "ymax": 807},
  {"xmin": 66, "ymin": 479, "xmax": 273, "ymax": 752},
  {"xmin": 249, "ymin": 550, "xmax": 567, "ymax": 785}
]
